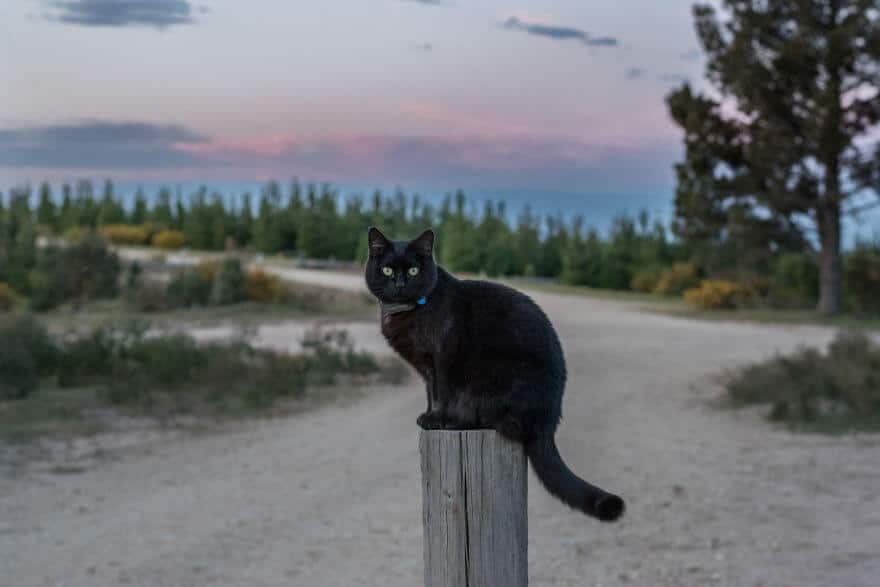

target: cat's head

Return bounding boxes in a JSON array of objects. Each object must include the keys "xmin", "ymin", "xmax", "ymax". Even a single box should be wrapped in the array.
[{"xmin": 364, "ymin": 227, "xmax": 438, "ymax": 304}]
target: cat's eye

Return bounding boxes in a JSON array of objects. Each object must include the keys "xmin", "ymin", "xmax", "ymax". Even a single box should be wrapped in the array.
[
  {"xmin": 381, "ymin": 266, "xmax": 393, "ymax": 276},
  {"xmin": 408, "ymin": 266, "xmax": 419, "ymax": 276}
]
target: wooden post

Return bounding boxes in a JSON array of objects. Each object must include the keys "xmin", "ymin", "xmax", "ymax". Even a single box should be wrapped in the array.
[{"xmin": 420, "ymin": 430, "xmax": 528, "ymax": 587}]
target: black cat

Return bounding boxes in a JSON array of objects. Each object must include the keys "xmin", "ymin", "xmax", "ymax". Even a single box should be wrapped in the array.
[{"xmin": 365, "ymin": 227, "xmax": 625, "ymax": 522}]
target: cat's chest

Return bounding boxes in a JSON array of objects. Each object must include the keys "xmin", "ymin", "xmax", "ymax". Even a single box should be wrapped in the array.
[{"xmin": 380, "ymin": 310, "xmax": 437, "ymax": 362}]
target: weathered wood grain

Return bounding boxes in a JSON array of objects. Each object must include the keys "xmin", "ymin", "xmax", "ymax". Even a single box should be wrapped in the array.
[{"xmin": 420, "ymin": 430, "xmax": 528, "ymax": 587}]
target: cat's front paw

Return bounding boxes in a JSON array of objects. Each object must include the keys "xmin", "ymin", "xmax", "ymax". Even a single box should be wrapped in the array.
[{"xmin": 417, "ymin": 411, "xmax": 445, "ymax": 430}]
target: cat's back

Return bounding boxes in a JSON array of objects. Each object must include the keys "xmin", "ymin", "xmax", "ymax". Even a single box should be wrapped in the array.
[
  {"xmin": 456, "ymin": 278, "xmax": 546, "ymax": 319},
  {"xmin": 453, "ymin": 278, "xmax": 562, "ymax": 352}
]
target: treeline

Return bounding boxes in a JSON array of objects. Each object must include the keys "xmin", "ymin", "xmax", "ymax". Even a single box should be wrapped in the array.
[
  {"xmin": 2, "ymin": 179, "xmax": 878, "ymax": 313},
  {"xmin": 1, "ymin": 179, "xmax": 682, "ymax": 284}
]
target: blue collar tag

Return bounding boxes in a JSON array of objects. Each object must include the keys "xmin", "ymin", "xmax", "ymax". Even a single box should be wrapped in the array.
[{"xmin": 417, "ymin": 296, "xmax": 427, "ymax": 305}]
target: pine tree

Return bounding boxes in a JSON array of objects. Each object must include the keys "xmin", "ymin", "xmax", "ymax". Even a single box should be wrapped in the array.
[
  {"xmin": 537, "ymin": 215, "xmax": 567, "ymax": 278},
  {"xmin": 59, "ymin": 183, "xmax": 76, "ymax": 232},
  {"xmin": 514, "ymin": 206, "xmax": 542, "ymax": 276},
  {"xmin": 131, "ymin": 188, "xmax": 148, "ymax": 225},
  {"xmin": 7, "ymin": 191, "xmax": 37, "ymax": 293},
  {"xmin": 174, "ymin": 196, "xmax": 187, "ymax": 230},
  {"xmin": 208, "ymin": 194, "xmax": 229, "ymax": 250},
  {"xmin": 279, "ymin": 180, "xmax": 302, "ymax": 251},
  {"xmin": 36, "ymin": 182, "xmax": 58, "ymax": 232},
  {"xmin": 440, "ymin": 191, "xmax": 481, "ymax": 272},
  {"xmin": 153, "ymin": 188, "xmax": 174, "ymax": 228},
  {"xmin": 561, "ymin": 218, "xmax": 604, "ymax": 286},
  {"xmin": 480, "ymin": 201, "xmax": 516, "ymax": 276},
  {"xmin": 668, "ymin": 1, "xmax": 880, "ymax": 314},
  {"xmin": 75, "ymin": 180, "xmax": 98, "ymax": 227},
  {"xmin": 97, "ymin": 179, "xmax": 125, "ymax": 225},
  {"xmin": 233, "ymin": 192, "xmax": 254, "ymax": 247}
]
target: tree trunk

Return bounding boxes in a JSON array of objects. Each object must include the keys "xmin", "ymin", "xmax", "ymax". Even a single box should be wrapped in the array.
[{"xmin": 817, "ymin": 203, "xmax": 842, "ymax": 315}]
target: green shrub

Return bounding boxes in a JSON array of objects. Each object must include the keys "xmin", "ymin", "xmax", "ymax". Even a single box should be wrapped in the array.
[
  {"xmin": 844, "ymin": 242, "xmax": 880, "ymax": 314},
  {"xmin": 134, "ymin": 281, "xmax": 171, "ymax": 312},
  {"xmin": 2, "ymin": 314, "xmax": 397, "ymax": 416},
  {"xmin": 0, "ymin": 314, "xmax": 58, "ymax": 399},
  {"xmin": 630, "ymin": 268, "xmax": 661, "ymax": 293},
  {"xmin": 63, "ymin": 235, "xmax": 121, "ymax": 301},
  {"xmin": 771, "ymin": 253, "xmax": 819, "ymax": 308},
  {"xmin": 0, "ymin": 344, "xmax": 36, "ymax": 400},
  {"xmin": 301, "ymin": 327, "xmax": 379, "ymax": 381},
  {"xmin": 57, "ymin": 320, "xmax": 148, "ymax": 387},
  {"xmin": 0, "ymin": 283, "xmax": 19, "ymax": 312},
  {"xmin": 167, "ymin": 268, "xmax": 213, "ymax": 307},
  {"xmin": 653, "ymin": 262, "xmax": 700, "ymax": 296},
  {"xmin": 31, "ymin": 237, "xmax": 121, "ymax": 311},
  {"xmin": 62, "ymin": 226, "xmax": 90, "ymax": 243},
  {"xmin": 152, "ymin": 230, "xmax": 186, "ymax": 250},
  {"xmin": 724, "ymin": 331, "xmax": 880, "ymax": 429},
  {"xmin": 126, "ymin": 333, "xmax": 206, "ymax": 385},
  {"xmin": 28, "ymin": 251, "xmax": 67, "ymax": 312},
  {"xmin": 210, "ymin": 258, "xmax": 247, "ymax": 306}
]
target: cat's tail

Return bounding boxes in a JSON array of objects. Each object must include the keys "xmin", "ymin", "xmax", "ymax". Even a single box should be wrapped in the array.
[{"xmin": 525, "ymin": 433, "xmax": 625, "ymax": 522}]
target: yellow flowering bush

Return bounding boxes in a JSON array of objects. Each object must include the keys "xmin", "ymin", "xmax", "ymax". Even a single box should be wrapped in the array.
[
  {"xmin": 152, "ymin": 230, "xmax": 186, "ymax": 250},
  {"xmin": 101, "ymin": 224, "xmax": 151, "ymax": 245},
  {"xmin": 653, "ymin": 262, "xmax": 700, "ymax": 296},
  {"xmin": 684, "ymin": 279, "xmax": 749, "ymax": 310},
  {"xmin": 246, "ymin": 269, "xmax": 285, "ymax": 303}
]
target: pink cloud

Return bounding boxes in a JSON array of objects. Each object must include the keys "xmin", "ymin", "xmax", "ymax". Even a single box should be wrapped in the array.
[{"xmin": 167, "ymin": 129, "xmax": 677, "ymax": 192}]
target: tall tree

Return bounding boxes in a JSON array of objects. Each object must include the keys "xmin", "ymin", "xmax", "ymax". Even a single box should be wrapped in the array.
[
  {"xmin": 59, "ymin": 183, "xmax": 76, "ymax": 232},
  {"xmin": 36, "ymin": 182, "xmax": 58, "ymax": 232},
  {"xmin": 668, "ymin": 0, "xmax": 880, "ymax": 314},
  {"xmin": 130, "ymin": 188, "xmax": 149, "ymax": 225},
  {"xmin": 153, "ymin": 187, "xmax": 174, "ymax": 228},
  {"xmin": 97, "ymin": 179, "xmax": 125, "ymax": 225}
]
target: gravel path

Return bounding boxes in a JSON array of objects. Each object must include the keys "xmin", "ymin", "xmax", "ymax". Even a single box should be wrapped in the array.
[{"xmin": 2, "ymin": 270, "xmax": 879, "ymax": 587}]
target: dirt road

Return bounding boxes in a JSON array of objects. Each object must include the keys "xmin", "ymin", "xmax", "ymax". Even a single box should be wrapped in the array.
[{"xmin": 2, "ymin": 270, "xmax": 879, "ymax": 587}]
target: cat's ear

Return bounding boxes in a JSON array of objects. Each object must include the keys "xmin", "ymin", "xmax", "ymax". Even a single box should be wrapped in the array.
[
  {"xmin": 410, "ymin": 229, "xmax": 435, "ymax": 257},
  {"xmin": 368, "ymin": 226, "xmax": 390, "ymax": 257}
]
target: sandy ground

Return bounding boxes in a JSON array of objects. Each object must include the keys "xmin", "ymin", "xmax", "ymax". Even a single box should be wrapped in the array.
[{"xmin": 2, "ymin": 268, "xmax": 880, "ymax": 587}]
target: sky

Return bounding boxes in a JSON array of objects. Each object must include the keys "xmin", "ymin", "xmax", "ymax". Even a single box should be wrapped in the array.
[{"xmin": 1, "ymin": 0, "xmax": 708, "ymax": 196}]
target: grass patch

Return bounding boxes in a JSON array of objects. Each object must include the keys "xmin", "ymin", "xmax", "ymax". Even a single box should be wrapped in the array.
[
  {"xmin": 0, "ymin": 385, "xmax": 106, "ymax": 442},
  {"xmin": 501, "ymin": 276, "xmax": 683, "ymax": 305},
  {"xmin": 660, "ymin": 306, "xmax": 880, "ymax": 331},
  {"xmin": 722, "ymin": 330, "xmax": 880, "ymax": 433},
  {"xmin": 55, "ymin": 321, "xmax": 386, "ymax": 415},
  {"xmin": 38, "ymin": 285, "xmax": 375, "ymax": 333},
  {"xmin": 505, "ymin": 276, "xmax": 880, "ymax": 331},
  {"xmin": 0, "ymin": 315, "xmax": 407, "ymax": 441}
]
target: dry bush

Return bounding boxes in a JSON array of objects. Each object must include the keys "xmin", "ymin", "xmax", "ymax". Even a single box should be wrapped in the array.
[
  {"xmin": 246, "ymin": 269, "xmax": 284, "ymax": 303},
  {"xmin": 724, "ymin": 331, "xmax": 880, "ymax": 429},
  {"xmin": 152, "ymin": 230, "xmax": 186, "ymax": 250},
  {"xmin": 684, "ymin": 279, "xmax": 750, "ymax": 310},
  {"xmin": 0, "ymin": 283, "xmax": 19, "ymax": 313},
  {"xmin": 653, "ymin": 262, "xmax": 700, "ymax": 296}
]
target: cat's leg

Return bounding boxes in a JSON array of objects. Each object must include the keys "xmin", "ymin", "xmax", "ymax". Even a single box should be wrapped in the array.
[
  {"xmin": 438, "ymin": 389, "xmax": 487, "ymax": 430},
  {"xmin": 417, "ymin": 367, "xmax": 446, "ymax": 430},
  {"xmin": 418, "ymin": 365, "xmax": 456, "ymax": 429}
]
